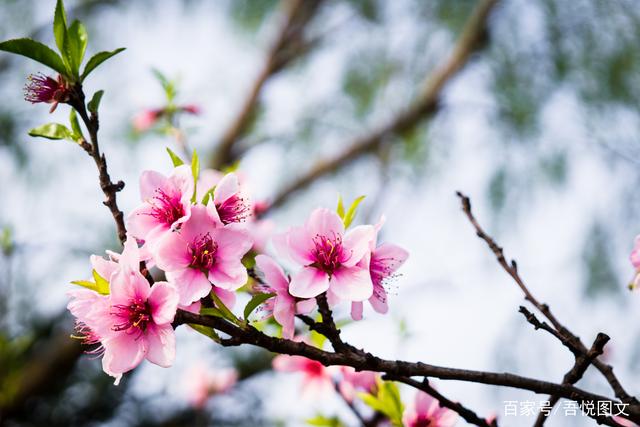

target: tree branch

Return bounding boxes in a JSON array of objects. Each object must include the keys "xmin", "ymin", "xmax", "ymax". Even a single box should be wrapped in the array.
[
  {"xmin": 264, "ymin": 0, "xmax": 499, "ymax": 213},
  {"xmin": 455, "ymin": 191, "xmax": 638, "ymax": 408},
  {"xmin": 383, "ymin": 375, "xmax": 495, "ymax": 427},
  {"xmin": 174, "ymin": 309, "xmax": 638, "ymax": 425},
  {"xmin": 210, "ymin": 0, "xmax": 324, "ymax": 169}
]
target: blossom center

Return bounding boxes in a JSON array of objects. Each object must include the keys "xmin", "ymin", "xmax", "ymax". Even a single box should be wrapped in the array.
[
  {"xmin": 188, "ymin": 233, "xmax": 218, "ymax": 270},
  {"xmin": 311, "ymin": 233, "xmax": 344, "ymax": 274},
  {"xmin": 216, "ymin": 194, "xmax": 251, "ymax": 225},
  {"xmin": 72, "ymin": 321, "xmax": 104, "ymax": 355},
  {"xmin": 410, "ymin": 417, "xmax": 432, "ymax": 427},
  {"xmin": 112, "ymin": 298, "xmax": 152, "ymax": 333},
  {"xmin": 148, "ymin": 189, "xmax": 185, "ymax": 226}
]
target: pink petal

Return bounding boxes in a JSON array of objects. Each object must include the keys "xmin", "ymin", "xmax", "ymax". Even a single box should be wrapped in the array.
[
  {"xmin": 341, "ymin": 225, "xmax": 374, "ymax": 267},
  {"xmin": 126, "ymin": 204, "xmax": 165, "ymax": 241},
  {"xmin": 307, "ymin": 208, "xmax": 344, "ymax": 239},
  {"xmin": 119, "ymin": 235, "xmax": 142, "ymax": 273},
  {"xmin": 351, "ymin": 301, "xmax": 363, "ymax": 320},
  {"xmin": 255, "ymin": 254, "xmax": 289, "ymax": 292},
  {"xmin": 273, "ymin": 354, "xmax": 307, "ymax": 372},
  {"xmin": 155, "ymin": 233, "xmax": 191, "ymax": 272},
  {"xmin": 90, "ymin": 255, "xmax": 118, "ymax": 282},
  {"xmin": 273, "ymin": 294, "xmax": 296, "ymax": 339},
  {"xmin": 328, "ymin": 266, "xmax": 373, "ymax": 302},
  {"xmin": 177, "ymin": 205, "xmax": 218, "ymax": 243},
  {"xmin": 284, "ymin": 226, "xmax": 316, "ymax": 266},
  {"xmin": 372, "ymin": 242, "xmax": 409, "ymax": 275},
  {"xmin": 110, "ymin": 270, "xmax": 151, "ymax": 305},
  {"xmin": 144, "ymin": 323, "xmax": 176, "ymax": 367},
  {"xmin": 169, "ymin": 164, "xmax": 194, "ymax": 200},
  {"xmin": 214, "ymin": 173, "xmax": 240, "ymax": 205},
  {"xmin": 148, "ymin": 281, "xmax": 179, "ymax": 325},
  {"xmin": 102, "ymin": 333, "xmax": 147, "ymax": 376},
  {"xmin": 415, "ymin": 391, "xmax": 437, "ymax": 415},
  {"xmin": 369, "ymin": 284, "xmax": 389, "ymax": 314},
  {"xmin": 214, "ymin": 228, "xmax": 253, "ymax": 260},
  {"xmin": 139, "ymin": 170, "xmax": 169, "ymax": 201},
  {"xmin": 208, "ymin": 259, "xmax": 248, "ymax": 290},
  {"xmin": 213, "ymin": 286, "xmax": 237, "ymax": 308},
  {"xmin": 295, "ymin": 298, "xmax": 316, "ymax": 314},
  {"xmin": 167, "ymin": 268, "xmax": 212, "ymax": 306},
  {"xmin": 289, "ymin": 267, "xmax": 329, "ymax": 298}
]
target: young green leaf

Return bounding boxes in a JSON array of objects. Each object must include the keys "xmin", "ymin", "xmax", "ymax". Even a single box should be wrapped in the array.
[
  {"xmin": 359, "ymin": 379, "xmax": 404, "ymax": 427},
  {"xmin": 243, "ymin": 293, "xmax": 275, "ymax": 321},
  {"xmin": 70, "ymin": 280, "xmax": 102, "ymax": 293},
  {"xmin": 191, "ymin": 149, "xmax": 199, "ymax": 203},
  {"xmin": 166, "ymin": 147, "xmax": 185, "ymax": 167},
  {"xmin": 69, "ymin": 109, "xmax": 84, "ymax": 140},
  {"xmin": 28, "ymin": 123, "xmax": 74, "ymax": 141},
  {"xmin": 53, "ymin": 0, "xmax": 68, "ymax": 58},
  {"xmin": 92, "ymin": 269, "xmax": 110, "ymax": 294},
  {"xmin": 343, "ymin": 195, "xmax": 366, "ymax": 228},
  {"xmin": 151, "ymin": 68, "xmax": 176, "ymax": 102},
  {"xmin": 336, "ymin": 194, "xmax": 345, "ymax": 219},
  {"xmin": 200, "ymin": 307, "xmax": 226, "ymax": 318},
  {"xmin": 87, "ymin": 90, "xmax": 104, "ymax": 114},
  {"xmin": 306, "ymin": 415, "xmax": 346, "ymax": 427},
  {"xmin": 80, "ymin": 48, "xmax": 125, "ymax": 81},
  {"xmin": 67, "ymin": 20, "xmax": 88, "ymax": 76},
  {"xmin": 188, "ymin": 324, "xmax": 221, "ymax": 342},
  {"xmin": 210, "ymin": 291, "xmax": 243, "ymax": 326},
  {"xmin": 0, "ymin": 39, "xmax": 68, "ymax": 77}
]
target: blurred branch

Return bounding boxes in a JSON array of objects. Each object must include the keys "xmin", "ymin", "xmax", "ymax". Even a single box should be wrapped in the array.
[
  {"xmin": 210, "ymin": 0, "xmax": 325, "ymax": 169},
  {"xmin": 455, "ymin": 191, "xmax": 639, "ymax": 407},
  {"xmin": 0, "ymin": 335, "xmax": 82, "ymax": 418},
  {"xmin": 383, "ymin": 375, "xmax": 495, "ymax": 427},
  {"xmin": 265, "ymin": 0, "xmax": 499, "ymax": 213},
  {"xmin": 174, "ymin": 309, "xmax": 636, "ymax": 426}
]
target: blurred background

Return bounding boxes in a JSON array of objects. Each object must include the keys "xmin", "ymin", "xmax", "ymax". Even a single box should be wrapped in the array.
[{"xmin": 1, "ymin": 0, "xmax": 640, "ymax": 425}]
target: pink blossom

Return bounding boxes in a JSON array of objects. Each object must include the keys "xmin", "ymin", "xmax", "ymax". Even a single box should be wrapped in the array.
[
  {"xmin": 351, "ymin": 218, "xmax": 409, "ymax": 320},
  {"xmin": 273, "ymin": 354, "xmax": 334, "ymax": 397},
  {"xmin": 211, "ymin": 173, "xmax": 252, "ymax": 226},
  {"xmin": 183, "ymin": 364, "xmax": 237, "ymax": 409},
  {"xmin": 133, "ymin": 108, "xmax": 163, "ymax": 132},
  {"xmin": 23, "ymin": 73, "xmax": 69, "ymax": 112},
  {"xmin": 196, "ymin": 168, "xmax": 223, "ymax": 202},
  {"xmin": 90, "ymin": 237, "xmax": 154, "ymax": 282},
  {"xmin": 403, "ymin": 391, "xmax": 458, "ymax": 427},
  {"xmin": 254, "ymin": 255, "xmax": 315, "ymax": 338},
  {"xmin": 338, "ymin": 367, "xmax": 378, "ymax": 402},
  {"xmin": 277, "ymin": 208, "xmax": 374, "ymax": 301},
  {"xmin": 127, "ymin": 165, "xmax": 194, "ymax": 246},
  {"xmin": 68, "ymin": 237, "xmax": 179, "ymax": 384},
  {"xmin": 155, "ymin": 205, "xmax": 252, "ymax": 306}
]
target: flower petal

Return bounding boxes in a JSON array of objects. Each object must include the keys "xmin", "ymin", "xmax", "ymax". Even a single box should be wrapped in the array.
[
  {"xmin": 102, "ymin": 333, "xmax": 147, "ymax": 376},
  {"xmin": 139, "ymin": 170, "xmax": 168, "ymax": 201},
  {"xmin": 214, "ymin": 172, "xmax": 240, "ymax": 204},
  {"xmin": 328, "ymin": 266, "xmax": 373, "ymax": 302},
  {"xmin": 289, "ymin": 267, "xmax": 329, "ymax": 298},
  {"xmin": 255, "ymin": 254, "xmax": 289, "ymax": 292},
  {"xmin": 342, "ymin": 225, "xmax": 374, "ymax": 267},
  {"xmin": 351, "ymin": 301, "xmax": 363, "ymax": 320},
  {"xmin": 167, "ymin": 268, "xmax": 212, "ymax": 306},
  {"xmin": 208, "ymin": 259, "xmax": 248, "ymax": 290},
  {"xmin": 144, "ymin": 323, "xmax": 176, "ymax": 367},
  {"xmin": 148, "ymin": 281, "xmax": 179, "ymax": 324},
  {"xmin": 155, "ymin": 233, "xmax": 191, "ymax": 272},
  {"xmin": 307, "ymin": 208, "xmax": 344, "ymax": 238},
  {"xmin": 273, "ymin": 295, "xmax": 296, "ymax": 339}
]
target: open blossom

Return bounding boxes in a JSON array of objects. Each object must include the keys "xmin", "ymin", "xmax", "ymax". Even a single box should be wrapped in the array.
[
  {"xmin": 338, "ymin": 367, "xmax": 378, "ymax": 402},
  {"xmin": 277, "ymin": 208, "xmax": 374, "ymax": 301},
  {"xmin": 155, "ymin": 205, "xmax": 252, "ymax": 306},
  {"xmin": 273, "ymin": 354, "xmax": 334, "ymax": 397},
  {"xmin": 211, "ymin": 173, "xmax": 252, "ymax": 226},
  {"xmin": 67, "ymin": 236, "xmax": 179, "ymax": 384},
  {"xmin": 127, "ymin": 165, "xmax": 194, "ymax": 246},
  {"xmin": 351, "ymin": 218, "xmax": 409, "ymax": 320},
  {"xmin": 254, "ymin": 255, "xmax": 315, "ymax": 338},
  {"xmin": 183, "ymin": 364, "xmax": 237, "ymax": 409},
  {"xmin": 133, "ymin": 108, "xmax": 163, "ymax": 132},
  {"xmin": 403, "ymin": 391, "xmax": 458, "ymax": 427},
  {"xmin": 24, "ymin": 73, "xmax": 69, "ymax": 112}
]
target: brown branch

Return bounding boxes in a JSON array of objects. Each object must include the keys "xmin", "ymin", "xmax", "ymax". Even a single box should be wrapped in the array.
[
  {"xmin": 455, "ymin": 191, "xmax": 639, "ymax": 408},
  {"xmin": 383, "ymin": 375, "xmax": 496, "ymax": 427},
  {"xmin": 174, "ymin": 310, "xmax": 639, "ymax": 425},
  {"xmin": 521, "ymin": 308, "xmax": 609, "ymax": 426},
  {"xmin": 210, "ymin": 0, "xmax": 324, "ymax": 169},
  {"xmin": 70, "ymin": 86, "xmax": 127, "ymax": 245},
  {"xmin": 264, "ymin": 0, "xmax": 499, "ymax": 213}
]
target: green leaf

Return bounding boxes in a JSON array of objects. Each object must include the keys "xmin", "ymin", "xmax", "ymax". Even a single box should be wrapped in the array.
[
  {"xmin": 191, "ymin": 149, "xmax": 199, "ymax": 203},
  {"xmin": 67, "ymin": 20, "xmax": 88, "ymax": 76},
  {"xmin": 306, "ymin": 415, "xmax": 346, "ymax": 427},
  {"xmin": 336, "ymin": 194, "xmax": 345, "ymax": 219},
  {"xmin": 359, "ymin": 379, "xmax": 404, "ymax": 427},
  {"xmin": 310, "ymin": 329, "xmax": 327, "ymax": 349},
  {"xmin": 69, "ymin": 109, "xmax": 84, "ymax": 140},
  {"xmin": 200, "ymin": 307, "xmax": 226, "ymax": 318},
  {"xmin": 201, "ymin": 187, "xmax": 215, "ymax": 205},
  {"xmin": 92, "ymin": 269, "xmax": 110, "ymax": 294},
  {"xmin": 28, "ymin": 123, "xmax": 74, "ymax": 141},
  {"xmin": 0, "ymin": 39, "xmax": 68, "ymax": 77},
  {"xmin": 166, "ymin": 147, "xmax": 185, "ymax": 167},
  {"xmin": 53, "ymin": 0, "xmax": 68, "ymax": 58},
  {"xmin": 151, "ymin": 68, "xmax": 177, "ymax": 102},
  {"xmin": 210, "ymin": 291, "xmax": 242, "ymax": 326},
  {"xmin": 80, "ymin": 48, "xmax": 125, "ymax": 81},
  {"xmin": 188, "ymin": 324, "xmax": 220, "ymax": 342},
  {"xmin": 70, "ymin": 280, "xmax": 101, "ymax": 293},
  {"xmin": 243, "ymin": 292, "xmax": 275, "ymax": 321},
  {"xmin": 343, "ymin": 195, "xmax": 365, "ymax": 228},
  {"xmin": 87, "ymin": 90, "xmax": 104, "ymax": 114}
]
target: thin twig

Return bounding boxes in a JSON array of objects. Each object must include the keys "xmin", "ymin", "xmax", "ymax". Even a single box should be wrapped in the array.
[
  {"xmin": 265, "ymin": 0, "xmax": 499, "ymax": 213},
  {"xmin": 383, "ymin": 375, "xmax": 496, "ymax": 427},
  {"xmin": 455, "ymin": 191, "xmax": 638, "ymax": 408}
]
